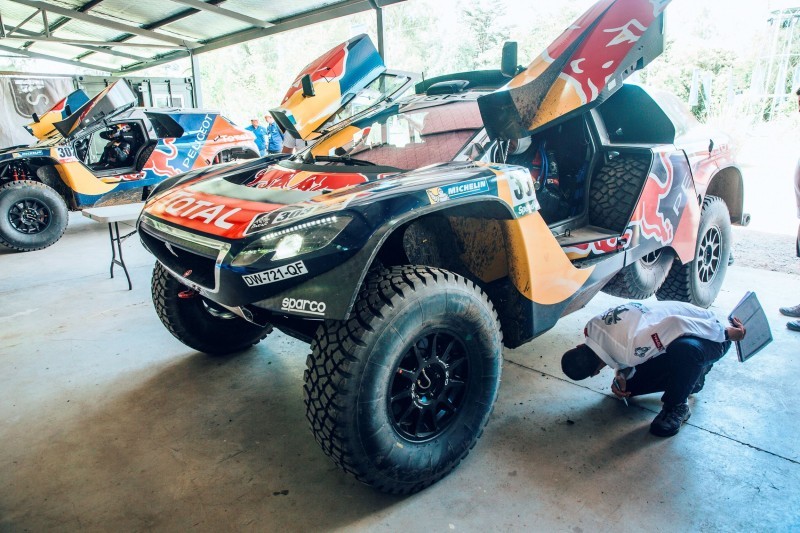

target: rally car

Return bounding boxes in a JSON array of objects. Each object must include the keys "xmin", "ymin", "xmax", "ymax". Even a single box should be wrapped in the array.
[
  {"xmin": 0, "ymin": 81, "xmax": 259, "ymax": 251},
  {"xmin": 138, "ymin": 0, "xmax": 745, "ymax": 494}
]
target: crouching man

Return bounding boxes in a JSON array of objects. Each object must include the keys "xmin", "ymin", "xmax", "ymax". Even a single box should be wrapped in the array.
[{"xmin": 561, "ymin": 301, "xmax": 746, "ymax": 437}]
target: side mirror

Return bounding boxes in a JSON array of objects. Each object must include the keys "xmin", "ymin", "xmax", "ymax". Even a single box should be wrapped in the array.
[
  {"xmin": 31, "ymin": 113, "xmax": 40, "ymax": 123},
  {"xmin": 64, "ymin": 104, "xmax": 72, "ymax": 116},
  {"xmin": 301, "ymin": 74, "xmax": 315, "ymax": 98},
  {"xmin": 501, "ymin": 42, "xmax": 518, "ymax": 78}
]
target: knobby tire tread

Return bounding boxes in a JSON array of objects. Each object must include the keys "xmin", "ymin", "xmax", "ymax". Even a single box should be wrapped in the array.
[{"xmin": 303, "ymin": 265, "xmax": 501, "ymax": 494}]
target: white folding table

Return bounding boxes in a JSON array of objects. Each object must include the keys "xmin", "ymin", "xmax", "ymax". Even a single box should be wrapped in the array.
[{"xmin": 82, "ymin": 202, "xmax": 145, "ymax": 290}]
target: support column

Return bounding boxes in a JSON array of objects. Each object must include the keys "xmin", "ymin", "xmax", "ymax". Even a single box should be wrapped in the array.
[
  {"xmin": 190, "ymin": 51, "xmax": 203, "ymax": 108},
  {"xmin": 376, "ymin": 5, "xmax": 384, "ymax": 60}
]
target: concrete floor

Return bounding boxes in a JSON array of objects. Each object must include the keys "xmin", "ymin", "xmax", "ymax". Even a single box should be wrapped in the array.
[{"xmin": 1, "ymin": 212, "xmax": 799, "ymax": 531}]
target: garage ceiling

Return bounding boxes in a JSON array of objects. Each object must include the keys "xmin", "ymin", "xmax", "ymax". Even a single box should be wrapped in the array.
[{"xmin": 0, "ymin": 0, "xmax": 404, "ymax": 73}]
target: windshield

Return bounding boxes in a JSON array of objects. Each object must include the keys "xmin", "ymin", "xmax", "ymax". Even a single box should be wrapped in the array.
[
  {"xmin": 318, "ymin": 73, "xmax": 413, "ymax": 132},
  {"xmin": 307, "ymin": 99, "xmax": 483, "ymax": 170}
]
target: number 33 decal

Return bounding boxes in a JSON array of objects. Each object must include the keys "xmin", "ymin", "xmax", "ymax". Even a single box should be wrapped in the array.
[{"xmin": 510, "ymin": 172, "xmax": 534, "ymax": 201}]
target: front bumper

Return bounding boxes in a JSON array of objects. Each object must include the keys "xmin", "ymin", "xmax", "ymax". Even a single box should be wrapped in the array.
[{"xmin": 138, "ymin": 214, "xmax": 360, "ymax": 319}]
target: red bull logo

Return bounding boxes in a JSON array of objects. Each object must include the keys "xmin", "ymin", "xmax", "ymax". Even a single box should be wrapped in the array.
[
  {"xmin": 629, "ymin": 152, "xmax": 674, "ymax": 245},
  {"xmin": 143, "ymin": 138, "xmax": 181, "ymax": 178},
  {"xmin": 250, "ymin": 167, "xmax": 368, "ymax": 192},
  {"xmin": 561, "ymin": 0, "xmax": 667, "ymax": 105}
]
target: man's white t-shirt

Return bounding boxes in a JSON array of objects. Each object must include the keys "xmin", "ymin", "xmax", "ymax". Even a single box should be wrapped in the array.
[
  {"xmin": 283, "ymin": 131, "xmax": 310, "ymax": 151},
  {"xmin": 584, "ymin": 301, "xmax": 726, "ymax": 372}
]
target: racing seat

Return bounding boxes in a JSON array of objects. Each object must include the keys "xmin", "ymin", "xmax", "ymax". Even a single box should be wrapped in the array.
[{"xmin": 507, "ymin": 139, "xmax": 573, "ymax": 224}]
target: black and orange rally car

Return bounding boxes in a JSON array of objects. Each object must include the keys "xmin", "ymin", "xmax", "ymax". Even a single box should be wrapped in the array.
[{"xmin": 137, "ymin": 0, "xmax": 746, "ymax": 494}]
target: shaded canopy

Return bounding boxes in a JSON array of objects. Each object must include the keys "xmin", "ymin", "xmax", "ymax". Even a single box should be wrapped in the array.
[{"xmin": 0, "ymin": 0, "xmax": 403, "ymax": 73}]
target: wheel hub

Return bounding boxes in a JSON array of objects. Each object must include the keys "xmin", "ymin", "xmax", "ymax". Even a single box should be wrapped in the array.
[
  {"xmin": 412, "ymin": 359, "xmax": 448, "ymax": 407},
  {"xmin": 390, "ymin": 331, "xmax": 469, "ymax": 442},
  {"xmin": 22, "ymin": 207, "xmax": 39, "ymax": 223},
  {"xmin": 8, "ymin": 198, "xmax": 51, "ymax": 234}
]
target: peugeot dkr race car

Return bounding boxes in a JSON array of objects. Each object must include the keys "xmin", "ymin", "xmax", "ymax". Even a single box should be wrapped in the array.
[
  {"xmin": 138, "ymin": 0, "xmax": 746, "ymax": 494},
  {"xmin": 0, "ymin": 80, "xmax": 259, "ymax": 251}
]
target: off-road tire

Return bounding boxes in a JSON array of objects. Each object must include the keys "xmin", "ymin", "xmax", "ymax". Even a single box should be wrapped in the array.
[
  {"xmin": 656, "ymin": 196, "xmax": 731, "ymax": 308},
  {"xmin": 601, "ymin": 247, "xmax": 674, "ymax": 299},
  {"xmin": 304, "ymin": 266, "xmax": 503, "ymax": 494},
  {"xmin": 589, "ymin": 155, "xmax": 650, "ymax": 233},
  {"xmin": 151, "ymin": 262, "xmax": 272, "ymax": 354},
  {"xmin": 0, "ymin": 180, "xmax": 68, "ymax": 251}
]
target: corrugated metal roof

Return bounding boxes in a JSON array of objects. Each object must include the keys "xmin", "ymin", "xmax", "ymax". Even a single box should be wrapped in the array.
[{"xmin": 0, "ymin": 0, "xmax": 404, "ymax": 73}]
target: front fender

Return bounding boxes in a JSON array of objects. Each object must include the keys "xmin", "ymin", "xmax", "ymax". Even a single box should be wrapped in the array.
[{"xmin": 250, "ymin": 196, "xmax": 516, "ymax": 320}]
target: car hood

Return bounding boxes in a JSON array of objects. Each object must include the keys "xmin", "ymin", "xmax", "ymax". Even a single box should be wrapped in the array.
[
  {"xmin": 53, "ymin": 81, "xmax": 136, "ymax": 139},
  {"xmin": 26, "ymin": 89, "xmax": 90, "ymax": 141},
  {"xmin": 142, "ymin": 160, "xmax": 492, "ymax": 240},
  {"xmin": 479, "ymin": 0, "xmax": 671, "ymax": 140}
]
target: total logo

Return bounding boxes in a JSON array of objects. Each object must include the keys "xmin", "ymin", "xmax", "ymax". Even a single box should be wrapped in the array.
[
  {"xmin": 162, "ymin": 191, "xmax": 240, "ymax": 229},
  {"xmin": 281, "ymin": 297, "xmax": 327, "ymax": 316}
]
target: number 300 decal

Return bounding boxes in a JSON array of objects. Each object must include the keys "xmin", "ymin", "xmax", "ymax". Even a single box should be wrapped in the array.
[{"xmin": 56, "ymin": 146, "xmax": 75, "ymax": 160}]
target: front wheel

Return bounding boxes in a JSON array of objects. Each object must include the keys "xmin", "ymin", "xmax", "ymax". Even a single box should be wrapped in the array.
[
  {"xmin": 151, "ymin": 262, "xmax": 272, "ymax": 354},
  {"xmin": 304, "ymin": 266, "xmax": 503, "ymax": 494},
  {"xmin": 656, "ymin": 195, "xmax": 731, "ymax": 307},
  {"xmin": 0, "ymin": 180, "xmax": 68, "ymax": 251}
]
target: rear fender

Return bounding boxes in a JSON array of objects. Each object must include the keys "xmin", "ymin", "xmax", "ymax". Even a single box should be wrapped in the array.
[{"xmin": 704, "ymin": 164, "xmax": 744, "ymax": 225}]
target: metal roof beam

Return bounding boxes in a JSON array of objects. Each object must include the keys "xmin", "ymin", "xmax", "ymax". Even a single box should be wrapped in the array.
[
  {"xmin": 10, "ymin": 0, "xmax": 197, "ymax": 48},
  {"xmin": 6, "ymin": 7, "xmax": 39, "ymax": 36},
  {"xmin": 195, "ymin": 0, "xmax": 377, "ymax": 55},
  {"xmin": 0, "ymin": 35, "xmax": 183, "ymax": 49},
  {"xmin": 20, "ymin": 0, "xmax": 105, "ymax": 50},
  {"xmin": 115, "ymin": 50, "xmax": 190, "ymax": 73},
  {"xmin": 2, "ymin": 24, "xmax": 150, "ymax": 61},
  {"xmin": 115, "ymin": 0, "xmax": 408, "ymax": 74},
  {"xmin": 74, "ymin": 0, "xmax": 227, "ymax": 63},
  {"xmin": 0, "ymin": 43, "xmax": 111, "ymax": 71},
  {"xmin": 0, "ymin": 35, "xmax": 185, "ymax": 50},
  {"xmin": 169, "ymin": 0, "xmax": 273, "ymax": 29}
]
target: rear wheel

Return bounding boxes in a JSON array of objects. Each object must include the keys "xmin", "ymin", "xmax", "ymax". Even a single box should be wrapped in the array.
[
  {"xmin": 0, "ymin": 180, "xmax": 68, "ymax": 251},
  {"xmin": 151, "ymin": 262, "xmax": 272, "ymax": 354},
  {"xmin": 304, "ymin": 266, "xmax": 502, "ymax": 494},
  {"xmin": 601, "ymin": 247, "xmax": 674, "ymax": 299},
  {"xmin": 656, "ymin": 195, "xmax": 731, "ymax": 307}
]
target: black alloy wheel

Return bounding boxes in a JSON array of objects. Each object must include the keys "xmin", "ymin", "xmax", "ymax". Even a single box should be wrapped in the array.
[
  {"xmin": 8, "ymin": 197, "xmax": 52, "ymax": 234},
  {"xmin": 390, "ymin": 331, "xmax": 469, "ymax": 442},
  {"xmin": 0, "ymin": 180, "xmax": 68, "ymax": 251}
]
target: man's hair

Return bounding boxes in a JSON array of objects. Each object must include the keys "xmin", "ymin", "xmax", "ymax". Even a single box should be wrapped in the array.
[
  {"xmin": 561, "ymin": 344, "xmax": 602, "ymax": 381},
  {"xmin": 796, "ymin": 87, "xmax": 800, "ymax": 96}
]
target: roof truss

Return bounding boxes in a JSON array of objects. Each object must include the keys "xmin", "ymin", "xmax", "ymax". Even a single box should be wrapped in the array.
[{"xmin": 0, "ymin": 0, "xmax": 404, "ymax": 74}]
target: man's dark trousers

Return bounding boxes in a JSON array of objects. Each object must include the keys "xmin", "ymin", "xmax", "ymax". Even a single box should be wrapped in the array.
[{"xmin": 625, "ymin": 336, "xmax": 732, "ymax": 406}]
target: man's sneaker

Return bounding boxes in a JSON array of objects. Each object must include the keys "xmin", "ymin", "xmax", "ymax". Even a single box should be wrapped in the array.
[
  {"xmin": 650, "ymin": 402, "xmax": 691, "ymax": 437},
  {"xmin": 779, "ymin": 304, "xmax": 800, "ymax": 318},
  {"xmin": 788, "ymin": 320, "xmax": 800, "ymax": 332}
]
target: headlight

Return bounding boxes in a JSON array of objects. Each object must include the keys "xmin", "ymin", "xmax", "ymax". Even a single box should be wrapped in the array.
[{"xmin": 231, "ymin": 215, "xmax": 351, "ymax": 267}]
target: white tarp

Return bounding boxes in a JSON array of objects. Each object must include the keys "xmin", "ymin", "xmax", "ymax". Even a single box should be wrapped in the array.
[{"xmin": 0, "ymin": 76, "xmax": 74, "ymax": 149}]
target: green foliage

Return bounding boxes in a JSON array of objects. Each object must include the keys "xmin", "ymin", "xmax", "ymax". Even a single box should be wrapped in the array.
[{"xmin": 457, "ymin": 0, "xmax": 510, "ymax": 70}]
